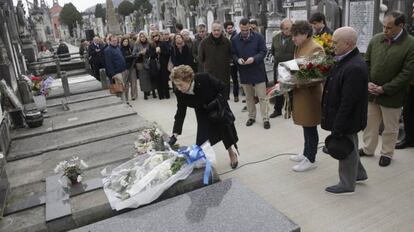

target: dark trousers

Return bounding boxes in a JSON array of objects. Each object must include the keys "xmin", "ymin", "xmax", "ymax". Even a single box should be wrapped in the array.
[
  {"xmin": 158, "ymin": 69, "xmax": 170, "ymax": 99},
  {"xmin": 230, "ymin": 65, "xmax": 239, "ymax": 97},
  {"xmin": 273, "ymin": 91, "xmax": 293, "ymax": 113},
  {"xmin": 303, "ymin": 126, "xmax": 319, "ymax": 163},
  {"xmin": 403, "ymin": 84, "xmax": 414, "ymax": 142}
]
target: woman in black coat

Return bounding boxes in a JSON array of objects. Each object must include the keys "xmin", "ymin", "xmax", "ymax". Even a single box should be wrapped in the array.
[
  {"xmin": 170, "ymin": 34, "xmax": 194, "ymax": 67},
  {"xmin": 170, "ymin": 65, "xmax": 239, "ymax": 169}
]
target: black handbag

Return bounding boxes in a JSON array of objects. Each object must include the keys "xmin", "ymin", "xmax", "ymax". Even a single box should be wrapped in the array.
[{"xmin": 205, "ymin": 94, "xmax": 235, "ymax": 124}]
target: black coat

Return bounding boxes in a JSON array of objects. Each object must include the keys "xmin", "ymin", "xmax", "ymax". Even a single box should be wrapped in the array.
[
  {"xmin": 173, "ymin": 73, "xmax": 238, "ymax": 149},
  {"xmin": 170, "ymin": 44, "xmax": 194, "ymax": 67},
  {"xmin": 57, "ymin": 43, "xmax": 70, "ymax": 60},
  {"xmin": 321, "ymin": 48, "xmax": 368, "ymax": 135},
  {"xmin": 88, "ymin": 43, "xmax": 106, "ymax": 68}
]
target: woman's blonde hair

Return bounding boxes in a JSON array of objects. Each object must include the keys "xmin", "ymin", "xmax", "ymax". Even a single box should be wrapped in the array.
[{"xmin": 170, "ymin": 65, "xmax": 194, "ymax": 83}]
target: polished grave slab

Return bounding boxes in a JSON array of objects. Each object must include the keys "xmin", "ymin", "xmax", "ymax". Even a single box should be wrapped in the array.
[{"xmin": 72, "ymin": 179, "xmax": 300, "ymax": 232}]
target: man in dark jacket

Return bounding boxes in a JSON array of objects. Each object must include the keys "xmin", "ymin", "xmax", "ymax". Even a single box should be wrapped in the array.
[
  {"xmin": 57, "ymin": 39, "xmax": 70, "ymax": 61},
  {"xmin": 396, "ymin": 8, "xmax": 414, "ymax": 149},
  {"xmin": 309, "ymin": 12, "xmax": 333, "ymax": 36},
  {"xmin": 232, "ymin": 18, "xmax": 270, "ymax": 129},
  {"xmin": 104, "ymin": 35, "xmax": 126, "ymax": 85},
  {"xmin": 322, "ymin": 27, "xmax": 368, "ymax": 194},
  {"xmin": 224, "ymin": 21, "xmax": 240, "ymax": 102},
  {"xmin": 199, "ymin": 21, "xmax": 232, "ymax": 99},
  {"xmin": 360, "ymin": 11, "xmax": 414, "ymax": 167},
  {"xmin": 88, "ymin": 36, "xmax": 106, "ymax": 81},
  {"xmin": 193, "ymin": 23, "xmax": 207, "ymax": 73},
  {"xmin": 270, "ymin": 18, "xmax": 295, "ymax": 118}
]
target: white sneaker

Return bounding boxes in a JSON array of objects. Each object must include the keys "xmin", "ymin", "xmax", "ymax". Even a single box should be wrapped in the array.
[
  {"xmin": 290, "ymin": 153, "xmax": 306, "ymax": 162},
  {"xmin": 292, "ymin": 158, "xmax": 317, "ymax": 172}
]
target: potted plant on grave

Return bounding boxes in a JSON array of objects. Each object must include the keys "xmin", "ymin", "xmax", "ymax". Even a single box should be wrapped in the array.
[
  {"xmin": 30, "ymin": 75, "xmax": 53, "ymax": 112},
  {"xmin": 54, "ymin": 156, "xmax": 88, "ymax": 185}
]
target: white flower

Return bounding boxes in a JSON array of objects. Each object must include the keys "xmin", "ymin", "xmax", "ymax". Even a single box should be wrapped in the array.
[
  {"xmin": 120, "ymin": 176, "xmax": 129, "ymax": 187},
  {"xmin": 77, "ymin": 175, "xmax": 83, "ymax": 182},
  {"xmin": 148, "ymin": 154, "xmax": 164, "ymax": 169},
  {"xmin": 157, "ymin": 162, "xmax": 172, "ymax": 181}
]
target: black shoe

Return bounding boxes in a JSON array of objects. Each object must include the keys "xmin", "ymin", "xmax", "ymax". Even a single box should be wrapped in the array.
[
  {"xmin": 325, "ymin": 185, "xmax": 354, "ymax": 195},
  {"xmin": 229, "ymin": 151, "xmax": 238, "ymax": 169},
  {"xmin": 359, "ymin": 148, "xmax": 374, "ymax": 157},
  {"xmin": 269, "ymin": 111, "xmax": 282, "ymax": 118},
  {"xmin": 246, "ymin": 119, "xmax": 255, "ymax": 126},
  {"xmin": 263, "ymin": 121, "xmax": 270, "ymax": 129},
  {"xmin": 356, "ymin": 176, "xmax": 368, "ymax": 183},
  {"xmin": 379, "ymin": 156, "xmax": 391, "ymax": 167},
  {"xmin": 395, "ymin": 140, "xmax": 414, "ymax": 149}
]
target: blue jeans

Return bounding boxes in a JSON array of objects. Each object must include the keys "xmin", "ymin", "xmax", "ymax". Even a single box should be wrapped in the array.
[{"xmin": 303, "ymin": 126, "xmax": 319, "ymax": 163}]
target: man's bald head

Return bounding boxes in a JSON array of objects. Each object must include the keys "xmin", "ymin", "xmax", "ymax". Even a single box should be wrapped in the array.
[
  {"xmin": 280, "ymin": 18, "xmax": 293, "ymax": 36},
  {"xmin": 332, "ymin": 27, "xmax": 358, "ymax": 56}
]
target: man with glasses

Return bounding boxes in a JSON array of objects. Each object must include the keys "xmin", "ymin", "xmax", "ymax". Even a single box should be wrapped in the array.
[
  {"xmin": 270, "ymin": 18, "xmax": 295, "ymax": 118},
  {"xmin": 232, "ymin": 18, "xmax": 270, "ymax": 129},
  {"xmin": 359, "ymin": 11, "xmax": 414, "ymax": 167}
]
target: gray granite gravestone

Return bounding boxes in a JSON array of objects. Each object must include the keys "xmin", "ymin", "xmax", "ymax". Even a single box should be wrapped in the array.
[{"xmin": 72, "ymin": 179, "xmax": 300, "ymax": 232}]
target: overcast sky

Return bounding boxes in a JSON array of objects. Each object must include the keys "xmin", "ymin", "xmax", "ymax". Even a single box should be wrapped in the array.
[{"xmin": 13, "ymin": 0, "xmax": 106, "ymax": 12}]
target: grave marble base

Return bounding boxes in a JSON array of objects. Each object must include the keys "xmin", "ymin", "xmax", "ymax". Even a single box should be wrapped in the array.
[{"xmin": 72, "ymin": 179, "xmax": 300, "ymax": 232}]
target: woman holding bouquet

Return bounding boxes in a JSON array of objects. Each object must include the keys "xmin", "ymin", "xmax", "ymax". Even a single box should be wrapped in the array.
[
  {"xmin": 169, "ymin": 65, "xmax": 240, "ymax": 169},
  {"xmin": 289, "ymin": 21, "xmax": 324, "ymax": 172}
]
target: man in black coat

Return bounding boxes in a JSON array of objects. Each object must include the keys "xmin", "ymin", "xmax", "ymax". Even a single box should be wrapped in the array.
[
  {"xmin": 309, "ymin": 12, "xmax": 333, "ymax": 36},
  {"xmin": 321, "ymin": 27, "xmax": 368, "ymax": 194},
  {"xmin": 88, "ymin": 36, "xmax": 106, "ymax": 81},
  {"xmin": 57, "ymin": 39, "xmax": 70, "ymax": 61},
  {"xmin": 396, "ymin": 8, "xmax": 414, "ymax": 149}
]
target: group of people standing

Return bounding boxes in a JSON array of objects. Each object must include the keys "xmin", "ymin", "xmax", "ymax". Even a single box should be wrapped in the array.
[
  {"xmin": 268, "ymin": 10, "xmax": 414, "ymax": 194},
  {"xmin": 80, "ymin": 9, "xmax": 413, "ymax": 195},
  {"xmin": 170, "ymin": 10, "xmax": 414, "ymax": 195}
]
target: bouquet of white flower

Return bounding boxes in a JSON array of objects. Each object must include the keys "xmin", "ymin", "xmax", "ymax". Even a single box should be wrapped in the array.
[
  {"xmin": 102, "ymin": 142, "xmax": 215, "ymax": 211},
  {"xmin": 54, "ymin": 156, "xmax": 88, "ymax": 184},
  {"xmin": 134, "ymin": 127, "xmax": 165, "ymax": 156}
]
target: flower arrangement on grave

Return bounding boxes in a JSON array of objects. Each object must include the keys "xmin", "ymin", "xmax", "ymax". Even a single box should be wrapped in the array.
[
  {"xmin": 54, "ymin": 156, "xmax": 88, "ymax": 184},
  {"xmin": 102, "ymin": 143, "xmax": 215, "ymax": 211},
  {"xmin": 30, "ymin": 75, "xmax": 53, "ymax": 96},
  {"xmin": 134, "ymin": 127, "xmax": 165, "ymax": 156},
  {"xmin": 105, "ymin": 153, "xmax": 187, "ymax": 201}
]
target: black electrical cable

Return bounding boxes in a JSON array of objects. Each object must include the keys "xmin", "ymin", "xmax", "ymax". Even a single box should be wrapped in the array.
[{"xmin": 218, "ymin": 144, "xmax": 325, "ymax": 176}]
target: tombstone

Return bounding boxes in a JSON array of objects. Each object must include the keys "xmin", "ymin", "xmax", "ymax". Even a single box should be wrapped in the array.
[
  {"xmin": 96, "ymin": 18, "xmax": 105, "ymax": 37},
  {"xmin": 316, "ymin": 0, "xmax": 341, "ymax": 30},
  {"xmin": 207, "ymin": 10, "xmax": 214, "ymax": 33},
  {"xmin": 286, "ymin": 0, "xmax": 308, "ymax": 22},
  {"xmin": 346, "ymin": 0, "xmax": 378, "ymax": 53}
]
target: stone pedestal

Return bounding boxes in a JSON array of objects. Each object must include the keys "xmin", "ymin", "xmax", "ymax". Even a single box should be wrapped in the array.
[{"xmin": 106, "ymin": 0, "xmax": 122, "ymax": 34}]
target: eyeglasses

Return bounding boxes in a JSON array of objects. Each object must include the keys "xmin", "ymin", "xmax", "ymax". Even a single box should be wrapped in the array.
[{"xmin": 152, "ymin": 35, "xmax": 159, "ymax": 38}]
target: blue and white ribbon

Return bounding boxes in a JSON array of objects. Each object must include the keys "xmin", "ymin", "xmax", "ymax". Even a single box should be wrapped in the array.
[{"xmin": 178, "ymin": 145, "xmax": 212, "ymax": 185}]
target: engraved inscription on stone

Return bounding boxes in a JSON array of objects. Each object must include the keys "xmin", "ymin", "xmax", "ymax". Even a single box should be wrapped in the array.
[{"xmin": 349, "ymin": 0, "xmax": 375, "ymax": 53}]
